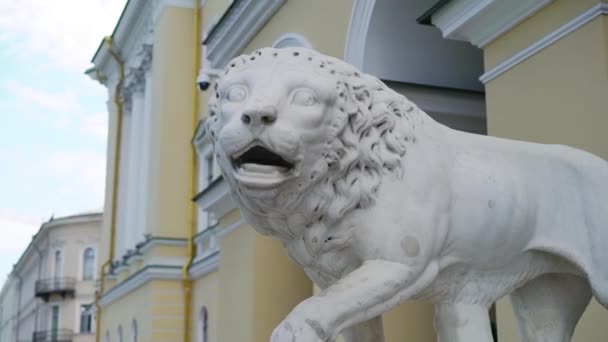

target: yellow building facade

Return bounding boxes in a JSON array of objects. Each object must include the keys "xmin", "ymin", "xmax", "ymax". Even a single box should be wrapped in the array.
[{"xmin": 89, "ymin": 0, "xmax": 607, "ymax": 341}]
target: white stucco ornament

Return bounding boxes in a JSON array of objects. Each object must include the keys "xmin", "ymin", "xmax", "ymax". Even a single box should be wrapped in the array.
[{"xmin": 205, "ymin": 47, "xmax": 608, "ymax": 342}]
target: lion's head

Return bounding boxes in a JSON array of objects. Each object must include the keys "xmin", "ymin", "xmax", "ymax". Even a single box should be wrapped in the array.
[{"xmin": 205, "ymin": 48, "xmax": 421, "ymax": 236}]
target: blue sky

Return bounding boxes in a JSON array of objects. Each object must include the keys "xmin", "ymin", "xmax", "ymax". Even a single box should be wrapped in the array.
[{"xmin": 0, "ymin": 0, "xmax": 126, "ymax": 283}]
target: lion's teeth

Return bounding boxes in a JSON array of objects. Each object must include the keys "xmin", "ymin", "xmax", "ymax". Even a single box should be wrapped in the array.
[{"xmin": 241, "ymin": 163, "xmax": 289, "ymax": 174}]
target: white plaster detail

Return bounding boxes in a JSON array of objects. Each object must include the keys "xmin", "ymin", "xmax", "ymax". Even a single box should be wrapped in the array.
[
  {"xmin": 480, "ymin": 2, "xmax": 608, "ymax": 84},
  {"xmin": 188, "ymin": 251, "xmax": 219, "ymax": 279},
  {"xmin": 215, "ymin": 218, "xmax": 245, "ymax": 239},
  {"xmin": 92, "ymin": 0, "xmax": 155, "ymax": 83},
  {"xmin": 431, "ymin": 0, "xmax": 552, "ymax": 47},
  {"xmin": 272, "ymin": 33, "xmax": 312, "ymax": 49},
  {"xmin": 98, "ymin": 265, "xmax": 182, "ymax": 307},
  {"xmin": 343, "ymin": 0, "xmax": 376, "ymax": 68},
  {"xmin": 203, "ymin": 0, "xmax": 286, "ymax": 69},
  {"xmin": 206, "ymin": 47, "xmax": 608, "ymax": 341},
  {"xmin": 138, "ymin": 237, "xmax": 188, "ymax": 255},
  {"xmin": 152, "ymin": 0, "xmax": 208, "ymax": 27},
  {"xmin": 193, "ymin": 177, "xmax": 237, "ymax": 220}
]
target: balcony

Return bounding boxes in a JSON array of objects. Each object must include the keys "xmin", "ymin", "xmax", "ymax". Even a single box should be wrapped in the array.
[
  {"xmin": 34, "ymin": 277, "xmax": 76, "ymax": 301},
  {"xmin": 32, "ymin": 329, "xmax": 73, "ymax": 342}
]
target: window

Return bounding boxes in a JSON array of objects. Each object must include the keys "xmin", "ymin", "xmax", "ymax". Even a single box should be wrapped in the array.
[
  {"xmin": 131, "ymin": 319, "xmax": 138, "ymax": 342},
  {"xmin": 117, "ymin": 325, "xmax": 123, "ymax": 342},
  {"xmin": 205, "ymin": 154, "xmax": 214, "ymax": 184},
  {"xmin": 199, "ymin": 147, "xmax": 215, "ymax": 190},
  {"xmin": 54, "ymin": 250, "xmax": 62, "ymax": 278},
  {"xmin": 80, "ymin": 304, "xmax": 93, "ymax": 334},
  {"xmin": 198, "ymin": 306, "xmax": 208, "ymax": 342},
  {"xmin": 50, "ymin": 305, "xmax": 60, "ymax": 332},
  {"xmin": 105, "ymin": 330, "xmax": 110, "ymax": 342},
  {"xmin": 82, "ymin": 248, "xmax": 95, "ymax": 280}
]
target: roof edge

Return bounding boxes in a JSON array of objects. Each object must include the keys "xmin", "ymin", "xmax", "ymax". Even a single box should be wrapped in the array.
[{"xmin": 417, "ymin": 0, "xmax": 452, "ymax": 25}]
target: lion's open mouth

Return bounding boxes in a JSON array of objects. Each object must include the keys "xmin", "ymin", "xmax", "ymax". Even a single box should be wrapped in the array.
[{"xmin": 231, "ymin": 145, "xmax": 296, "ymax": 188}]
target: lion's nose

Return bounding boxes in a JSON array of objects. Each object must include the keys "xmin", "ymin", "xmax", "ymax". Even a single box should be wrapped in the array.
[{"xmin": 241, "ymin": 106, "xmax": 277, "ymax": 126}]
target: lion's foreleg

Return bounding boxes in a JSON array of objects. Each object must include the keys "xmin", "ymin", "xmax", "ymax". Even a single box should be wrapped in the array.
[
  {"xmin": 434, "ymin": 303, "xmax": 494, "ymax": 342},
  {"xmin": 341, "ymin": 316, "xmax": 384, "ymax": 342},
  {"xmin": 270, "ymin": 260, "xmax": 439, "ymax": 342}
]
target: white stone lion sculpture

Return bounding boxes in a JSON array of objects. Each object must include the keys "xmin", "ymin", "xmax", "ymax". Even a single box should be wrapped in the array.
[{"xmin": 205, "ymin": 47, "xmax": 608, "ymax": 342}]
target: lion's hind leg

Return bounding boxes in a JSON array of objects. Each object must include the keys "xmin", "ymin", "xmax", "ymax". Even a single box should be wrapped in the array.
[{"xmin": 510, "ymin": 273, "xmax": 591, "ymax": 342}]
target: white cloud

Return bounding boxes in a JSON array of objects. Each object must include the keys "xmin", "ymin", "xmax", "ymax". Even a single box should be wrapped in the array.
[
  {"xmin": 0, "ymin": 0, "xmax": 126, "ymax": 72},
  {"xmin": 81, "ymin": 112, "xmax": 109, "ymax": 141},
  {"xmin": 4, "ymin": 80, "xmax": 83, "ymax": 114},
  {"xmin": 40, "ymin": 150, "xmax": 107, "ymax": 202},
  {"xmin": 0, "ymin": 209, "xmax": 44, "ymax": 252},
  {"xmin": 3, "ymin": 80, "xmax": 108, "ymax": 140}
]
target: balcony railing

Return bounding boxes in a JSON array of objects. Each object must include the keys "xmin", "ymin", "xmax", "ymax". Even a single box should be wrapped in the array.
[
  {"xmin": 34, "ymin": 277, "xmax": 76, "ymax": 301},
  {"xmin": 32, "ymin": 329, "xmax": 73, "ymax": 342}
]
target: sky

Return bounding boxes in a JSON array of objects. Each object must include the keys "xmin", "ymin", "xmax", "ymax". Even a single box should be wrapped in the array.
[{"xmin": 0, "ymin": 0, "xmax": 126, "ymax": 284}]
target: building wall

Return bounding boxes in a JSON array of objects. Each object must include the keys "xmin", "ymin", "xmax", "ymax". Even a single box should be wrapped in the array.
[
  {"xmin": 0, "ymin": 277, "xmax": 17, "ymax": 342},
  {"xmin": 484, "ymin": 0, "xmax": 608, "ymax": 340},
  {"xmin": 191, "ymin": 270, "xmax": 219, "ymax": 342},
  {"xmin": 98, "ymin": 4, "xmax": 198, "ymax": 341},
  {"xmin": 147, "ymin": 6, "xmax": 195, "ymax": 239},
  {"xmin": 242, "ymin": 0, "xmax": 353, "ymax": 59},
  {"xmin": 0, "ymin": 214, "xmax": 102, "ymax": 342},
  {"xmin": 101, "ymin": 281, "xmax": 154, "ymax": 342}
]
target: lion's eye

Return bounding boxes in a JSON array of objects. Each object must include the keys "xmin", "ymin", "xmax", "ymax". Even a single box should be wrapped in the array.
[
  {"xmin": 291, "ymin": 89, "xmax": 317, "ymax": 106},
  {"xmin": 226, "ymin": 85, "xmax": 247, "ymax": 102}
]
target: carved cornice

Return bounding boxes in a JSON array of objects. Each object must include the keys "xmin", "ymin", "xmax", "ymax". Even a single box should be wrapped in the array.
[
  {"xmin": 430, "ymin": 0, "xmax": 552, "ymax": 48},
  {"xmin": 99, "ymin": 264, "xmax": 182, "ymax": 307},
  {"xmin": 122, "ymin": 44, "xmax": 153, "ymax": 111},
  {"xmin": 91, "ymin": 0, "xmax": 201, "ymax": 86},
  {"xmin": 203, "ymin": 0, "xmax": 286, "ymax": 69},
  {"xmin": 480, "ymin": 2, "xmax": 608, "ymax": 83}
]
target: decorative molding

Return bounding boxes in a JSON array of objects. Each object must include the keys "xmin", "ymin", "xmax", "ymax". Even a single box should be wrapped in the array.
[
  {"xmin": 475, "ymin": 0, "xmax": 551, "ymax": 47},
  {"xmin": 343, "ymin": 0, "xmax": 376, "ymax": 68},
  {"xmin": 203, "ymin": 0, "xmax": 286, "ymax": 69},
  {"xmin": 92, "ymin": 0, "xmax": 154, "ymax": 83},
  {"xmin": 138, "ymin": 237, "xmax": 188, "ymax": 254},
  {"xmin": 480, "ymin": 2, "xmax": 608, "ymax": 84},
  {"xmin": 216, "ymin": 218, "xmax": 246, "ymax": 239},
  {"xmin": 272, "ymin": 33, "xmax": 312, "ymax": 49},
  {"xmin": 193, "ymin": 177, "xmax": 237, "ymax": 219},
  {"xmin": 432, "ymin": 0, "xmax": 552, "ymax": 48},
  {"xmin": 152, "ymin": 0, "xmax": 209, "ymax": 27},
  {"xmin": 193, "ymin": 228, "xmax": 216, "ymax": 246},
  {"xmin": 189, "ymin": 251, "xmax": 219, "ymax": 279},
  {"xmin": 122, "ymin": 44, "xmax": 153, "ymax": 104},
  {"xmin": 99, "ymin": 265, "xmax": 182, "ymax": 307}
]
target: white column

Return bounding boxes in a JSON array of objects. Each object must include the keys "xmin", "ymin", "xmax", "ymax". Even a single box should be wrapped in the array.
[
  {"xmin": 116, "ymin": 106, "xmax": 132, "ymax": 259},
  {"xmin": 125, "ymin": 88, "xmax": 145, "ymax": 251},
  {"xmin": 137, "ymin": 70, "xmax": 153, "ymax": 243}
]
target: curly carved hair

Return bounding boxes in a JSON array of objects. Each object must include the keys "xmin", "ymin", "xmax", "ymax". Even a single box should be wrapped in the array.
[{"xmin": 206, "ymin": 48, "xmax": 422, "ymax": 229}]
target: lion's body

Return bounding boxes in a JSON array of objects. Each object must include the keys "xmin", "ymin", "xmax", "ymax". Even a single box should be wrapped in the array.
[
  {"xmin": 207, "ymin": 47, "xmax": 608, "ymax": 341},
  {"xmin": 283, "ymin": 116, "xmax": 608, "ymax": 307}
]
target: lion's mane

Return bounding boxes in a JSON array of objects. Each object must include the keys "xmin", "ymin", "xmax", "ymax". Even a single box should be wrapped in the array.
[{"xmin": 206, "ymin": 48, "xmax": 423, "ymax": 234}]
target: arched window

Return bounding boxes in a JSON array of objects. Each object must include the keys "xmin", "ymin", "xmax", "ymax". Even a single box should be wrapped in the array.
[
  {"xmin": 105, "ymin": 330, "xmax": 110, "ymax": 342},
  {"xmin": 54, "ymin": 250, "xmax": 62, "ymax": 278},
  {"xmin": 198, "ymin": 306, "xmax": 208, "ymax": 342},
  {"xmin": 117, "ymin": 325, "xmax": 123, "ymax": 342},
  {"xmin": 82, "ymin": 248, "xmax": 95, "ymax": 280},
  {"xmin": 131, "ymin": 319, "xmax": 138, "ymax": 342}
]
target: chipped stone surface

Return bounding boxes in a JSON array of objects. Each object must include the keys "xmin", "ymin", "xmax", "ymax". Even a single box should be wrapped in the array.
[{"xmin": 205, "ymin": 47, "xmax": 608, "ymax": 341}]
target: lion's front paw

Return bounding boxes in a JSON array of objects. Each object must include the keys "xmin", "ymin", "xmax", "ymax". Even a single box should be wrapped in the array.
[{"xmin": 271, "ymin": 317, "xmax": 328, "ymax": 342}]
